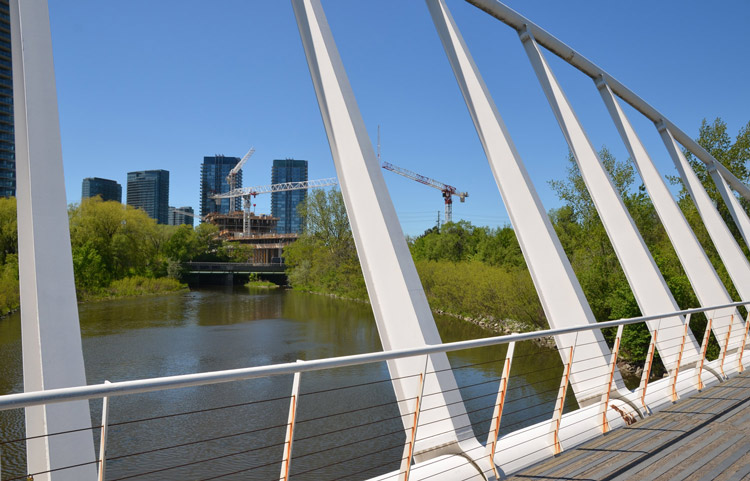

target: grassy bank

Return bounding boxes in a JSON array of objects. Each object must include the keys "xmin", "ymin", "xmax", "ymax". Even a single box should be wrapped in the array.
[
  {"xmin": 416, "ymin": 260, "xmax": 545, "ymax": 331},
  {"xmin": 78, "ymin": 276, "xmax": 188, "ymax": 302}
]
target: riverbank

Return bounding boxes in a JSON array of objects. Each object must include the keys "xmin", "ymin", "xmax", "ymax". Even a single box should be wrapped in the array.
[
  {"xmin": 77, "ymin": 276, "xmax": 188, "ymax": 302},
  {"xmin": 289, "ymin": 287, "xmax": 556, "ymax": 347},
  {"xmin": 1, "ymin": 276, "xmax": 188, "ymax": 316},
  {"xmin": 433, "ymin": 309, "xmax": 556, "ymax": 348}
]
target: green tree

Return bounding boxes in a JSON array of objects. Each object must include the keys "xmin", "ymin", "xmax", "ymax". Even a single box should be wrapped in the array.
[
  {"xmin": 547, "ymin": 146, "xmax": 713, "ymax": 361},
  {"xmin": 410, "ymin": 221, "xmax": 488, "ymax": 263},
  {"xmin": 548, "ymin": 147, "xmax": 638, "ymax": 322},
  {"xmin": 72, "ymin": 241, "xmax": 108, "ymax": 291},
  {"xmin": 549, "ymin": 147, "xmax": 634, "ymax": 224},
  {"xmin": 674, "ymin": 118, "xmax": 750, "ymax": 255},
  {"xmin": 0, "ymin": 253, "xmax": 19, "ymax": 315},
  {"xmin": 192, "ymin": 223, "xmax": 225, "ymax": 261},
  {"xmin": 67, "ymin": 197, "xmax": 208, "ymax": 292},
  {"xmin": 682, "ymin": 118, "xmax": 750, "ymax": 203},
  {"xmin": 285, "ymin": 189, "xmax": 366, "ymax": 299},
  {"xmin": 0, "ymin": 196, "xmax": 17, "ymax": 265},
  {"xmin": 68, "ymin": 197, "xmax": 158, "ymax": 279},
  {"xmin": 164, "ymin": 224, "xmax": 198, "ymax": 262}
]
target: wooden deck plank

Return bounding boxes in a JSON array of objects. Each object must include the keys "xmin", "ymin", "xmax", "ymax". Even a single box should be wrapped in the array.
[
  {"xmin": 505, "ymin": 372, "xmax": 750, "ymax": 480},
  {"xmin": 691, "ymin": 442, "xmax": 750, "ymax": 481},
  {"xmin": 536, "ymin": 420, "xmax": 682, "ymax": 479}
]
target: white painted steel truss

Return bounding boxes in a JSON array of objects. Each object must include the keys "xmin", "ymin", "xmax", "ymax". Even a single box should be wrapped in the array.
[{"xmin": 10, "ymin": 0, "xmax": 750, "ymax": 480}]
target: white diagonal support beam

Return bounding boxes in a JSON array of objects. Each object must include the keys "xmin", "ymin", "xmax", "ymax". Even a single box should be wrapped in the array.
[
  {"xmin": 426, "ymin": 0, "xmax": 618, "ymax": 406},
  {"xmin": 597, "ymin": 80, "xmax": 744, "ymax": 356},
  {"xmin": 291, "ymin": 0, "xmax": 487, "ymax": 467},
  {"xmin": 10, "ymin": 0, "xmax": 97, "ymax": 479},
  {"xmin": 519, "ymin": 28, "xmax": 699, "ymax": 372},
  {"xmin": 709, "ymin": 165, "xmax": 750, "ymax": 252},
  {"xmin": 463, "ymin": 0, "xmax": 750, "ymax": 203},
  {"xmin": 658, "ymin": 125, "xmax": 750, "ymax": 309}
]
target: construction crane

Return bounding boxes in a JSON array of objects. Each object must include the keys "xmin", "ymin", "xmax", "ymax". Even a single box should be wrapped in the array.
[
  {"xmin": 212, "ymin": 177, "xmax": 339, "ymax": 235},
  {"xmin": 381, "ymin": 161, "xmax": 467, "ymax": 223},
  {"xmin": 226, "ymin": 147, "xmax": 255, "ymax": 213}
]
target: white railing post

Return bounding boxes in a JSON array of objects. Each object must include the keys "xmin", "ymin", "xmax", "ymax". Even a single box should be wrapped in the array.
[
  {"xmin": 600, "ymin": 325, "xmax": 624, "ymax": 433},
  {"xmin": 671, "ymin": 314, "xmax": 690, "ymax": 402},
  {"xmin": 739, "ymin": 314, "xmax": 750, "ymax": 373},
  {"xmin": 720, "ymin": 318, "xmax": 733, "ymax": 379},
  {"xmin": 639, "ymin": 328, "xmax": 658, "ymax": 415},
  {"xmin": 97, "ymin": 380, "xmax": 111, "ymax": 481},
  {"xmin": 696, "ymin": 320, "xmax": 712, "ymax": 391},
  {"xmin": 400, "ymin": 356, "xmax": 429, "ymax": 481},
  {"xmin": 550, "ymin": 345, "xmax": 574, "ymax": 455},
  {"xmin": 279, "ymin": 361, "xmax": 302, "ymax": 481},
  {"xmin": 486, "ymin": 341, "xmax": 516, "ymax": 478}
]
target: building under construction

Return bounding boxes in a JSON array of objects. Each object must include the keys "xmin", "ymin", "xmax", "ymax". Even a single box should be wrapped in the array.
[{"xmin": 204, "ymin": 212, "xmax": 298, "ymax": 264}]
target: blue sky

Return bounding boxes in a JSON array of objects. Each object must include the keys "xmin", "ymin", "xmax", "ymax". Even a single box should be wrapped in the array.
[{"xmin": 47, "ymin": 1, "xmax": 750, "ymax": 235}]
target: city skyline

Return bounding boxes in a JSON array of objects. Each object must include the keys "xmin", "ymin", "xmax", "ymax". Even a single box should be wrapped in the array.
[{"xmin": 51, "ymin": 1, "xmax": 750, "ymax": 235}]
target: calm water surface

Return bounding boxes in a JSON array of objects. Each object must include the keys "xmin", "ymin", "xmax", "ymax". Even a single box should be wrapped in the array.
[{"xmin": 0, "ymin": 287, "xmax": 569, "ymax": 480}]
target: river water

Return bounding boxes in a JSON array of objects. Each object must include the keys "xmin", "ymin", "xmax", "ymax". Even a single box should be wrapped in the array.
[{"xmin": 0, "ymin": 287, "xmax": 571, "ymax": 480}]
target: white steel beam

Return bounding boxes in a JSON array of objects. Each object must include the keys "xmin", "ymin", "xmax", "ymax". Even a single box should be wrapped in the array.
[
  {"xmin": 659, "ymin": 125, "xmax": 750, "ymax": 306},
  {"xmin": 9, "ymin": 0, "xmax": 97, "ymax": 479},
  {"xmin": 709, "ymin": 165, "xmax": 750, "ymax": 251},
  {"xmin": 290, "ymin": 0, "xmax": 488, "ymax": 468},
  {"xmin": 425, "ymin": 0, "xmax": 618, "ymax": 406},
  {"xmin": 597, "ymin": 80, "xmax": 744, "ymax": 355},
  {"xmin": 463, "ymin": 0, "xmax": 750, "ymax": 203},
  {"xmin": 520, "ymin": 28, "xmax": 699, "ymax": 371}
]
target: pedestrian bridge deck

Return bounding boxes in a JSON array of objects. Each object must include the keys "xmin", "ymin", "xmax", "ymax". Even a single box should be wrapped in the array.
[{"xmin": 507, "ymin": 372, "xmax": 750, "ymax": 481}]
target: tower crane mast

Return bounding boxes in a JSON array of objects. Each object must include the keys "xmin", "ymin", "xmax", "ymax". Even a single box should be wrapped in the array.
[
  {"xmin": 381, "ymin": 161, "xmax": 468, "ymax": 223},
  {"xmin": 226, "ymin": 147, "xmax": 255, "ymax": 213}
]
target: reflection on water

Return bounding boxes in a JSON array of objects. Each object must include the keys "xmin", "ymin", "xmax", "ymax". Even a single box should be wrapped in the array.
[{"xmin": 0, "ymin": 287, "xmax": 568, "ymax": 480}]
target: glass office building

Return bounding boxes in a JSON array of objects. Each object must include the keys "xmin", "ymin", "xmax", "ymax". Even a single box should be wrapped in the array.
[
  {"xmin": 82, "ymin": 177, "xmax": 122, "ymax": 203},
  {"xmin": 200, "ymin": 155, "xmax": 241, "ymax": 218},
  {"xmin": 168, "ymin": 206, "xmax": 194, "ymax": 227},
  {"xmin": 0, "ymin": 0, "xmax": 14, "ymax": 198},
  {"xmin": 271, "ymin": 159, "xmax": 308, "ymax": 234},
  {"xmin": 126, "ymin": 170, "xmax": 169, "ymax": 224}
]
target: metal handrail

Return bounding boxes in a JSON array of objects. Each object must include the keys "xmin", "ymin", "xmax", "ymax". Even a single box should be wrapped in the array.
[{"xmin": 0, "ymin": 300, "xmax": 747, "ymax": 411}]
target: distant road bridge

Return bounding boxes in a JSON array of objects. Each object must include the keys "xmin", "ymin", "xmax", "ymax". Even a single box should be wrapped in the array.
[
  {"xmin": 184, "ymin": 262, "xmax": 286, "ymax": 275},
  {"xmin": 183, "ymin": 262, "xmax": 286, "ymax": 285},
  {"xmin": 6, "ymin": 0, "xmax": 750, "ymax": 480}
]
